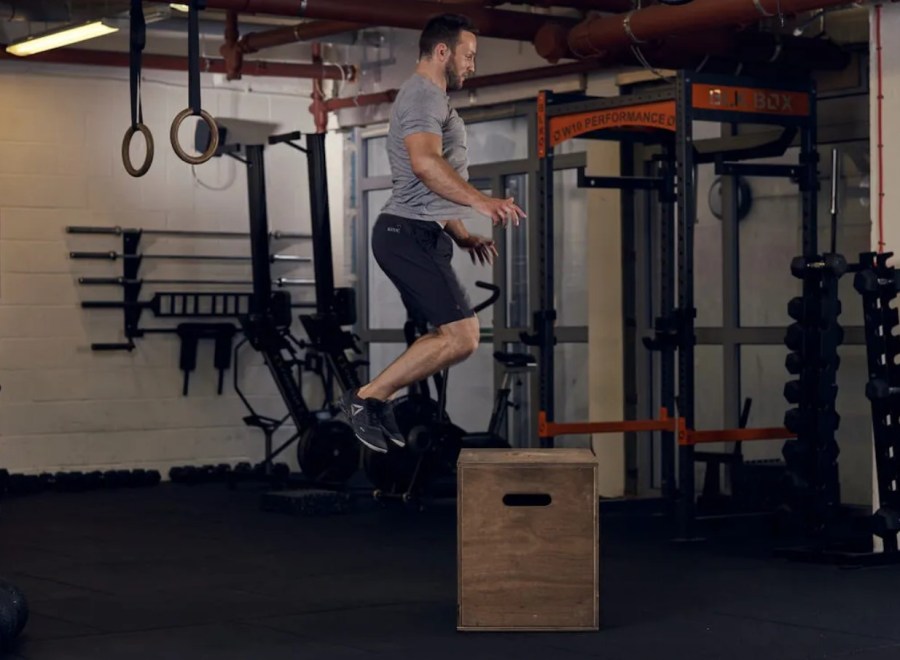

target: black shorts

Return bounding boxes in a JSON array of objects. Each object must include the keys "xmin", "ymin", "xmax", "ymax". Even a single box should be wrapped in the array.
[{"xmin": 371, "ymin": 213, "xmax": 474, "ymax": 328}]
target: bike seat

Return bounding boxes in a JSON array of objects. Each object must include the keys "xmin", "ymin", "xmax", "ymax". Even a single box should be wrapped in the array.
[{"xmin": 493, "ymin": 351, "xmax": 536, "ymax": 368}]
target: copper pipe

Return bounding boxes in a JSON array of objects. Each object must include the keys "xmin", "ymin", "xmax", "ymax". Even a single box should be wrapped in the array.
[
  {"xmin": 501, "ymin": 0, "xmax": 636, "ymax": 11},
  {"xmin": 564, "ymin": 0, "xmax": 855, "ymax": 58},
  {"xmin": 324, "ymin": 90, "xmax": 399, "ymax": 112},
  {"xmin": 310, "ymin": 42, "xmax": 328, "ymax": 133},
  {"xmin": 0, "ymin": 48, "xmax": 354, "ymax": 79},
  {"xmin": 220, "ymin": 16, "xmax": 362, "ymax": 80},
  {"xmin": 200, "ymin": 0, "xmax": 577, "ymax": 42},
  {"xmin": 239, "ymin": 20, "xmax": 367, "ymax": 52}
]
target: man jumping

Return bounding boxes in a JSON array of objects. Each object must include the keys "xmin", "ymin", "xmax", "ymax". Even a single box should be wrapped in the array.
[{"xmin": 340, "ymin": 13, "xmax": 526, "ymax": 453}]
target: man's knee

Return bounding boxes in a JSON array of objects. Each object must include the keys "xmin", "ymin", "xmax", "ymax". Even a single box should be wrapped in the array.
[{"xmin": 441, "ymin": 316, "xmax": 480, "ymax": 361}]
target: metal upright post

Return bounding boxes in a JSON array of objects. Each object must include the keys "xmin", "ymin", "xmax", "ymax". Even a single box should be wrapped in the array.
[
  {"xmin": 658, "ymin": 144, "xmax": 677, "ymax": 502},
  {"xmin": 676, "ymin": 74, "xmax": 697, "ymax": 538},
  {"xmin": 532, "ymin": 90, "xmax": 557, "ymax": 449},
  {"xmin": 306, "ymin": 132, "xmax": 335, "ymax": 316},
  {"xmin": 245, "ymin": 144, "xmax": 272, "ymax": 313},
  {"xmin": 801, "ymin": 91, "xmax": 819, "ymax": 259}
]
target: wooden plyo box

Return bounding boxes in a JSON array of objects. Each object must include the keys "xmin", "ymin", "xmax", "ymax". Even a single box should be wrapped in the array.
[{"xmin": 457, "ymin": 448, "xmax": 599, "ymax": 631}]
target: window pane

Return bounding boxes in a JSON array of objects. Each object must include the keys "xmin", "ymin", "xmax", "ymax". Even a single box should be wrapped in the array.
[
  {"xmin": 445, "ymin": 344, "xmax": 496, "ymax": 432},
  {"xmin": 365, "ymin": 136, "xmax": 389, "ymax": 177},
  {"xmin": 365, "ymin": 189, "xmax": 407, "ymax": 329},
  {"xmin": 554, "ymin": 169, "xmax": 588, "ymax": 326},
  {"xmin": 466, "ymin": 117, "xmax": 528, "ymax": 166},
  {"xmin": 366, "ymin": 343, "xmax": 406, "ymax": 379},
  {"xmin": 505, "ymin": 174, "xmax": 529, "ymax": 327},
  {"xmin": 695, "ymin": 161, "xmax": 723, "ymax": 326},
  {"xmin": 554, "ymin": 343, "xmax": 589, "ymax": 448},
  {"xmin": 694, "ymin": 345, "xmax": 724, "ymax": 431},
  {"xmin": 504, "ymin": 342, "xmax": 534, "ymax": 449}
]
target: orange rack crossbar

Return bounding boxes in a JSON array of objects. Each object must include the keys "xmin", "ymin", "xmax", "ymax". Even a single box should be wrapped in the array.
[
  {"xmin": 681, "ymin": 427, "xmax": 795, "ymax": 446},
  {"xmin": 538, "ymin": 408, "xmax": 684, "ymax": 439},
  {"xmin": 538, "ymin": 410, "xmax": 795, "ymax": 448}
]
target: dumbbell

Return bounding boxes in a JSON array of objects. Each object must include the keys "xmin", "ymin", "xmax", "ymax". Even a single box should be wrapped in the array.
[
  {"xmin": 8, "ymin": 474, "xmax": 44, "ymax": 496},
  {"xmin": 787, "ymin": 296, "xmax": 842, "ymax": 323},
  {"xmin": 790, "ymin": 253, "xmax": 848, "ymax": 279},
  {"xmin": 785, "ymin": 322, "xmax": 844, "ymax": 352},
  {"xmin": 785, "ymin": 351, "xmax": 840, "ymax": 375},
  {"xmin": 853, "ymin": 269, "xmax": 900, "ymax": 294},
  {"xmin": 0, "ymin": 579, "xmax": 28, "ymax": 650},
  {"xmin": 784, "ymin": 379, "xmax": 838, "ymax": 405},
  {"xmin": 865, "ymin": 379, "xmax": 900, "ymax": 401},
  {"xmin": 784, "ymin": 407, "xmax": 840, "ymax": 435}
]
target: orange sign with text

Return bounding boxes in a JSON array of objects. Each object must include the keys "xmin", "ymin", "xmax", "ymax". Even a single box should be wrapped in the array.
[
  {"xmin": 691, "ymin": 83, "xmax": 810, "ymax": 117},
  {"xmin": 544, "ymin": 101, "xmax": 676, "ymax": 155}
]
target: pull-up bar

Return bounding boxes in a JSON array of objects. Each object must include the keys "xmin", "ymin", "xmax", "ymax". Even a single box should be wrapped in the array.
[{"xmin": 66, "ymin": 226, "xmax": 310, "ymax": 240}]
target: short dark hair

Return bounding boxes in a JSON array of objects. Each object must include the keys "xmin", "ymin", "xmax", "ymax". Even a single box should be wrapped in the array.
[{"xmin": 418, "ymin": 14, "xmax": 475, "ymax": 59}]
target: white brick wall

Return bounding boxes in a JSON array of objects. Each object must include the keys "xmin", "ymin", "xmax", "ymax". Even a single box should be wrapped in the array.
[{"xmin": 0, "ymin": 62, "xmax": 346, "ymax": 476}]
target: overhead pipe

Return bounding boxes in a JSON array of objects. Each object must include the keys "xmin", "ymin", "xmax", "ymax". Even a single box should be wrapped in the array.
[
  {"xmin": 554, "ymin": 0, "xmax": 858, "ymax": 60},
  {"xmin": 310, "ymin": 42, "xmax": 328, "ymax": 132},
  {"xmin": 495, "ymin": 0, "xmax": 637, "ymax": 11},
  {"xmin": 0, "ymin": 48, "xmax": 355, "ymax": 80},
  {"xmin": 322, "ymin": 27, "xmax": 849, "ymax": 115},
  {"xmin": 324, "ymin": 89, "xmax": 399, "ymax": 112},
  {"xmin": 197, "ymin": 0, "xmax": 578, "ymax": 42},
  {"xmin": 219, "ymin": 11, "xmax": 362, "ymax": 80}
]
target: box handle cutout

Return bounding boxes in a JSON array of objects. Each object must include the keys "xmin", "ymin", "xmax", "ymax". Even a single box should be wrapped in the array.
[{"xmin": 503, "ymin": 493, "xmax": 552, "ymax": 507}]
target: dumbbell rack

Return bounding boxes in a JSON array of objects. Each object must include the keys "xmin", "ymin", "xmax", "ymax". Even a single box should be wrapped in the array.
[
  {"xmin": 781, "ymin": 253, "xmax": 845, "ymax": 544},
  {"xmin": 778, "ymin": 251, "xmax": 900, "ymax": 566},
  {"xmin": 854, "ymin": 252, "xmax": 900, "ymax": 558}
]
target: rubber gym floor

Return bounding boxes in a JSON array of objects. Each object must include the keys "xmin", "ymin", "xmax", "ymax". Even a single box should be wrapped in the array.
[{"xmin": 1, "ymin": 482, "xmax": 899, "ymax": 660}]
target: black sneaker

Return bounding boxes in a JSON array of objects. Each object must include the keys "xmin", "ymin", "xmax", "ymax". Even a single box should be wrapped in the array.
[
  {"xmin": 339, "ymin": 389, "xmax": 390, "ymax": 453},
  {"xmin": 379, "ymin": 403, "xmax": 406, "ymax": 448}
]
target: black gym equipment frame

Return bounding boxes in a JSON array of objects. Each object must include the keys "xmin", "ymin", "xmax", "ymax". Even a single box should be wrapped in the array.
[
  {"xmin": 534, "ymin": 71, "xmax": 818, "ymax": 538},
  {"xmin": 215, "ymin": 130, "xmax": 365, "ymax": 484}
]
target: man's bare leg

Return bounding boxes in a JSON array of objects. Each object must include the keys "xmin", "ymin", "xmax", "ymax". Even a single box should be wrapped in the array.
[{"xmin": 358, "ymin": 316, "xmax": 479, "ymax": 401}]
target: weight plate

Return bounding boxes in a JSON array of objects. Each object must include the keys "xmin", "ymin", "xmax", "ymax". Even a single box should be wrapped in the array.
[{"xmin": 297, "ymin": 419, "xmax": 359, "ymax": 484}]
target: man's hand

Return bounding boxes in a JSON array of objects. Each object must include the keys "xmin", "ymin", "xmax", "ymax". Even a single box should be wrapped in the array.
[
  {"xmin": 454, "ymin": 234, "xmax": 499, "ymax": 266},
  {"xmin": 472, "ymin": 195, "xmax": 527, "ymax": 228}
]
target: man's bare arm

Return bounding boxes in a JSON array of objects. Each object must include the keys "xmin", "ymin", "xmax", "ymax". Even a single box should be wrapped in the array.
[
  {"xmin": 405, "ymin": 133, "xmax": 524, "ymax": 226},
  {"xmin": 405, "ymin": 133, "xmax": 484, "ymax": 207}
]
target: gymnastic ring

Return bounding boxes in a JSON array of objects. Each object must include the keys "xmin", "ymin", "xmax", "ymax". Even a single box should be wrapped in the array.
[
  {"xmin": 169, "ymin": 107, "xmax": 219, "ymax": 165},
  {"xmin": 121, "ymin": 123, "xmax": 154, "ymax": 178}
]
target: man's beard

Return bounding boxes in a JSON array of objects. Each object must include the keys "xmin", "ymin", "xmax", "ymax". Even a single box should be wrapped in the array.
[{"xmin": 445, "ymin": 60, "xmax": 464, "ymax": 90}]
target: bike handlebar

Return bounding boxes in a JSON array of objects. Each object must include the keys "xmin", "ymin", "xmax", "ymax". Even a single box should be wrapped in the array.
[{"xmin": 473, "ymin": 281, "xmax": 500, "ymax": 314}]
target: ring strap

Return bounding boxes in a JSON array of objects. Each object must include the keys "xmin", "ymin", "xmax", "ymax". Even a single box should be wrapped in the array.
[
  {"xmin": 188, "ymin": 0, "xmax": 204, "ymax": 115},
  {"xmin": 129, "ymin": 0, "xmax": 145, "ymax": 128}
]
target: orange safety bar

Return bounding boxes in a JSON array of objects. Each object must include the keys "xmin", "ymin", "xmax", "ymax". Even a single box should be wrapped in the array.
[
  {"xmin": 538, "ymin": 408, "xmax": 685, "ymax": 439},
  {"xmin": 681, "ymin": 427, "xmax": 795, "ymax": 446},
  {"xmin": 538, "ymin": 410, "xmax": 795, "ymax": 447}
]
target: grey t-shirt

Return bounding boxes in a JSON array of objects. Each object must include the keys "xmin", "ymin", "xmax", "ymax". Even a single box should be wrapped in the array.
[{"xmin": 380, "ymin": 74, "xmax": 472, "ymax": 224}]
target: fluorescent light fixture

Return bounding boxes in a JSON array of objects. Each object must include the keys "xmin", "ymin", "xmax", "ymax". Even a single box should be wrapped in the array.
[
  {"xmin": 5, "ymin": 20, "xmax": 119, "ymax": 57},
  {"xmin": 169, "ymin": 3, "xmax": 190, "ymax": 12}
]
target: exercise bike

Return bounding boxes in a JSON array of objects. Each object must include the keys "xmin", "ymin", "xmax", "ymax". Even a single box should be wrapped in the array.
[{"xmin": 362, "ymin": 281, "xmax": 536, "ymax": 505}]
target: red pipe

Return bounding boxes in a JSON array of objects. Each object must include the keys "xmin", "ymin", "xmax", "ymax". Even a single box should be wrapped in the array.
[
  {"xmin": 239, "ymin": 20, "xmax": 367, "ymax": 52},
  {"xmin": 199, "ymin": 0, "xmax": 576, "ymax": 42},
  {"xmin": 220, "ymin": 15, "xmax": 361, "ymax": 80},
  {"xmin": 561, "ymin": 0, "xmax": 855, "ymax": 59},
  {"xmin": 0, "ymin": 48, "xmax": 354, "ymax": 79},
  {"xmin": 324, "ymin": 90, "xmax": 398, "ymax": 112},
  {"xmin": 500, "ymin": 0, "xmax": 636, "ymax": 10},
  {"xmin": 310, "ymin": 42, "xmax": 328, "ymax": 133}
]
